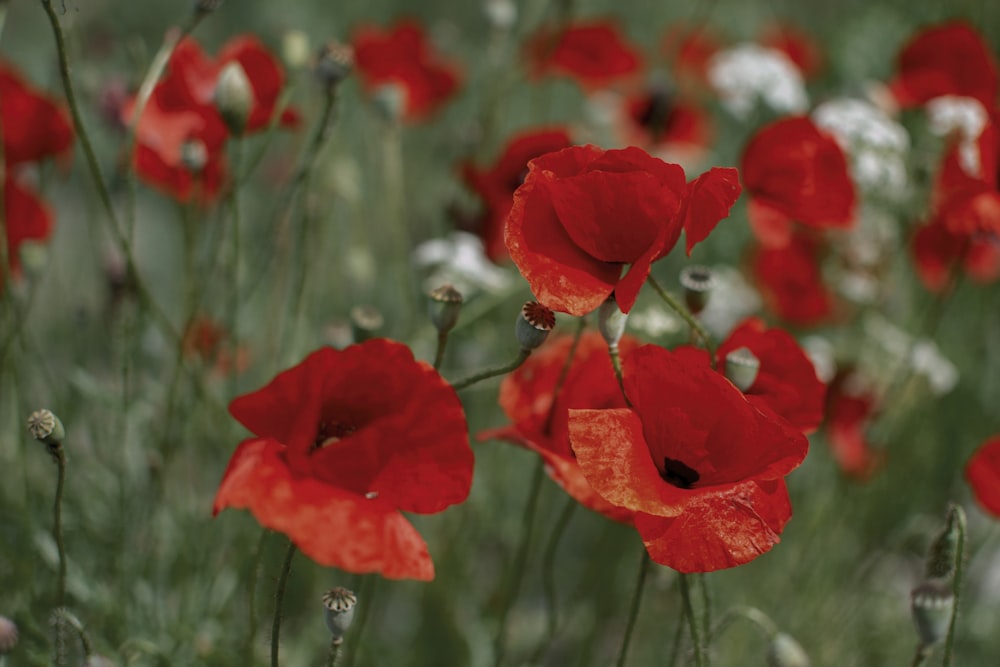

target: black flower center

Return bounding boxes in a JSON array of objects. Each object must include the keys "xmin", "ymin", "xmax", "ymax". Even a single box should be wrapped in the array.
[
  {"xmin": 312, "ymin": 421, "xmax": 356, "ymax": 451},
  {"xmin": 661, "ymin": 457, "xmax": 699, "ymax": 489},
  {"xmin": 634, "ymin": 87, "xmax": 676, "ymax": 141}
]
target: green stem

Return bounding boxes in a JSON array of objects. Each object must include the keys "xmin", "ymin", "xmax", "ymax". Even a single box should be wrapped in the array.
[
  {"xmin": 52, "ymin": 446, "xmax": 67, "ymax": 608},
  {"xmin": 679, "ymin": 573, "xmax": 706, "ymax": 667},
  {"xmin": 698, "ymin": 574, "xmax": 713, "ymax": 649},
  {"xmin": 540, "ymin": 496, "xmax": 577, "ymax": 643},
  {"xmin": 912, "ymin": 645, "xmax": 933, "ymax": 667},
  {"xmin": 341, "ymin": 576, "xmax": 376, "ymax": 667},
  {"xmin": 452, "ymin": 349, "xmax": 531, "ymax": 391},
  {"xmin": 433, "ymin": 331, "xmax": 449, "ymax": 370},
  {"xmin": 492, "ymin": 459, "xmax": 546, "ymax": 667},
  {"xmin": 327, "ymin": 639, "xmax": 343, "ymax": 667},
  {"xmin": 245, "ymin": 527, "xmax": 269, "ymax": 666},
  {"xmin": 271, "ymin": 540, "xmax": 296, "ymax": 667},
  {"xmin": 228, "ymin": 138, "xmax": 244, "ymax": 395},
  {"xmin": 941, "ymin": 505, "xmax": 967, "ymax": 667},
  {"xmin": 614, "ymin": 549, "xmax": 650, "ymax": 667},
  {"xmin": 667, "ymin": 606, "xmax": 685, "ymax": 667},
  {"xmin": 647, "ymin": 275, "xmax": 714, "ymax": 359},
  {"xmin": 609, "ymin": 344, "xmax": 626, "ymax": 397},
  {"xmin": 542, "ymin": 317, "xmax": 586, "ymax": 434}
]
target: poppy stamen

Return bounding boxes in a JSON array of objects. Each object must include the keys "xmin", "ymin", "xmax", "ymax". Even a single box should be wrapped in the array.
[{"xmin": 661, "ymin": 457, "xmax": 700, "ymax": 489}]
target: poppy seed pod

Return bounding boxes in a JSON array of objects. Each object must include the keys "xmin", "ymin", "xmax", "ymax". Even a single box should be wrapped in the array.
[
  {"xmin": 766, "ymin": 632, "xmax": 811, "ymax": 667},
  {"xmin": 598, "ymin": 296, "xmax": 628, "ymax": 349},
  {"xmin": 0, "ymin": 615, "xmax": 18, "ymax": 654},
  {"xmin": 315, "ymin": 41, "xmax": 355, "ymax": 91},
  {"xmin": 911, "ymin": 579, "xmax": 954, "ymax": 647},
  {"xmin": 516, "ymin": 302, "xmax": 555, "ymax": 351},
  {"xmin": 350, "ymin": 305, "xmax": 384, "ymax": 342},
  {"xmin": 27, "ymin": 409, "xmax": 65, "ymax": 448},
  {"xmin": 322, "ymin": 587, "xmax": 357, "ymax": 645},
  {"xmin": 725, "ymin": 346, "xmax": 761, "ymax": 392},
  {"xmin": 428, "ymin": 284, "xmax": 464, "ymax": 334},
  {"xmin": 680, "ymin": 265, "xmax": 715, "ymax": 315},
  {"xmin": 214, "ymin": 62, "xmax": 254, "ymax": 135}
]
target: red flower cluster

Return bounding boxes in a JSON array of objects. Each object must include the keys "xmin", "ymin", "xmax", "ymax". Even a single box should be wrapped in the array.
[
  {"xmin": 568, "ymin": 345, "xmax": 809, "ymax": 572},
  {"xmin": 505, "ymin": 145, "xmax": 741, "ymax": 316},
  {"xmin": 124, "ymin": 35, "xmax": 297, "ymax": 202},
  {"xmin": 1, "ymin": 62, "xmax": 74, "ymax": 286},
  {"xmin": 526, "ymin": 20, "xmax": 642, "ymax": 91},
  {"xmin": 751, "ymin": 230, "xmax": 835, "ymax": 327},
  {"xmin": 352, "ymin": 20, "xmax": 461, "ymax": 121},
  {"xmin": 482, "ymin": 331, "xmax": 639, "ymax": 523},
  {"xmin": 966, "ymin": 435, "xmax": 1000, "ymax": 517},
  {"xmin": 214, "ymin": 340, "xmax": 474, "ymax": 580},
  {"xmin": 462, "ymin": 127, "xmax": 573, "ymax": 262}
]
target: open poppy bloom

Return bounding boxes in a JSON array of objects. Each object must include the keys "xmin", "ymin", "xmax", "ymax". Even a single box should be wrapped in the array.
[
  {"xmin": 824, "ymin": 370, "xmax": 883, "ymax": 481},
  {"xmin": 505, "ymin": 144, "xmax": 741, "ymax": 316},
  {"xmin": 568, "ymin": 345, "xmax": 808, "ymax": 572},
  {"xmin": 352, "ymin": 20, "xmax": 461, "ymax": 121},
  {"xmin": 760, "ymin": 23, "xmax": 823, "ymax": 80},
  {"xmin": 888, "ymin": 22, "xmax": 999, "ymax": 110},
  {"xmin": 0, "ymin": 63, "xmax": 74, "ymax": 167},
  {"xmin": 750, "ymin": 230, "xmax": 835, "ymax": 327},
  {"xmin": 526, "ymin": 20, "xmax": 642, "ymax": 91},
  {"xmin": 966, "ymin": 435, "xmax": 1000, "ymax": 517},
  {"xmin": 480, "ymin": 331, "xmax": 638, "ymax": 523},
  {"xmin": 213, "ymin": 339, "xmax": 474, "ymax": 580},
  {"xmin": 3, "ymin": 177, "xmax": 54, "ymax": 286},
  {"xmin": 461, "ymin": 127, "xmax": 573, "ymax": 262},
  {"xmin": 661, "ymin": 25, "xmax": 722, "ymax": 89},
  {"xmin": 617, "ymin": 84, "xmax": 713, "ymax": 167},
  {"xmin": 741, "ymin": 116, "xmax": 856, "ymax": 247}
]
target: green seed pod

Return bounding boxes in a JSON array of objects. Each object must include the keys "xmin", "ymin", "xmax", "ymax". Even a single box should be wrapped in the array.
[
  {"xmin": 214, "ymin": 62, "xmax": 254, "ymax": 135},
  {"xmin": 428, "ymin": 284, "xmax": 464, "ymax": 334},
  {"xmin": 515, "ymin": 302, "xmax": 555, "ymax": 352},
  {"xmin": 911, "ymin": 579, "xmax": 954, "ymax": 647},
  {"xmin": 725, "ymin": 347, "xmax": 761, "ymax": 392},
  {"xmin": 680, "ymin": 265, "xmax": 715, "ymax": 315},
  {"xmin": 27, "ymin": 409, "xmax": 65, "ymax": 448},
  {"xmin": 598, "ymin": 296, "xmax": 628, "ymax": 350},
  {"xmin": 322, "ymin": 587, "xmax": 357, "ymax": 645}
]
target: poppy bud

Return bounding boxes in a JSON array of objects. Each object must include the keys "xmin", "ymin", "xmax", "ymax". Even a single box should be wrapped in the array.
[
  {"xmin": 350, "ymin": 305, "xmax": 384, "ymax": 342},
  {"xmin": 516, "ymin": 301, "xmax": 555, "ymax": 351},
  {"xmin": 925, "ymin": 505, "xmax": 964, "ymax": 580},
  {"xmin": 372, "ymin": 83, "xmax": 405, "ymax": 123},
  {"xmin": 766, "ymin": 632, "xmax": 811, "ymax": 667},
  {"xmin": 27, "ymin": 409, "xmax": 65, "ymax": 448},
  {"xmin": 680, "ymin": 265, "xmax": 715, "ymax": 315},
  {"xmin": 180, "ymin": 139, "xmax": 208, "ymax": 173},
  {"xmin": 0, "ymin": 615, "xmax": 18, "ymax": 655},
  {"xmin": 725, "ymin": 347, "xmax": 761, "ymax": 391},
  {"xmin": 214, "ymin": 62, "xmax": 254, "ymax": 135},
  {"xmin": 428, "ymin": 284, "xmax": 463, "ymax": 334},
  {"xmin": 598, "ymin": 296, "xmax": 628, "ymax": 350},
  {"xmin": 322, "ymin": 587, "xmax": 357, "ymax": 645},
  {"xmin": 314, "ymin": 41, "xmax": 355, "ymax": 91},
  {"xmin": 910, "ymin": 579, "xmax": 954, "ymax": 647}
]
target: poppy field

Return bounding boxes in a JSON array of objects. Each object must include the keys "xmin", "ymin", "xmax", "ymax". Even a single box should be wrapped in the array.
[{"xmin": 3, "ymin": 0, "xmax": 1000, "ymax": 665}]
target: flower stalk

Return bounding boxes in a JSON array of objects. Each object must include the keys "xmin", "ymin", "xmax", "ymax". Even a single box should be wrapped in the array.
[
  {"xmin": 271, "ymin": 540, "xmax": 297, "ymax": 667},
  {"xmin": 647, "ymin": 274, "xmax": 715, "ymax": 360},
  {"xmin": 614, "ymin": 549, "xmax": 650, "ymax": 667}
]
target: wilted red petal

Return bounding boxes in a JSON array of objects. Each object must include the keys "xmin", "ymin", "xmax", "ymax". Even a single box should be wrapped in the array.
[
  {"xmin": 213, "ymin": 438, "xmax": 434, "ymax": 580},
  {"xmin": 741, "ymin": 117, "xmax": 856, "ymax": 236},
  {"xmin": 681, "ymin": 167, "xmax": 742, "ymax": 255},
  {"xmin": 889, "ymin": 22, "xmax": 999, "ymax": 109},
  {"xmin": 636, "ymin": 479, "xmax": 792, "ymax": 573},
  {"xmin": 966, "ymin": 436, "xmax": 1000, "ymax": 517},
  {"xmin": 0, "ymin": 62, "xmax": 74, "ymax": 166}
]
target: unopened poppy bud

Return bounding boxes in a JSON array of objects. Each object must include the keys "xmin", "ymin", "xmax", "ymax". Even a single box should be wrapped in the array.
[
  {"xmin": 27, "ymin": 409, "xmax": 65, "ymax": 448},
  {"xmin": 680, "ymin": 265, "xmax": 715, "ymax": 315},
  {"xmin": 180, "ymin": 139, "xmax": 208, "ymax": 173},
  {"xmin": 194, "ymin": 0, "xmax": 223, "ymax": 13},
  {"xmin": 911, "ymin": 579, "xmax": 954, "ymax": 647},
  {"xmin": 428, "ymin": 284, "xmax": 463, "ymax": 334},
  {"xmin": 215, "ymin": 62, "xmax": 254, "ymax": 135},
  {"xmin": 516, "ymin": 302, "xmax": 555, "ymax": 351},
  {"xmin": 322, "ymin": 587, "xmax": 357, "ymax": 645},
  {"xmin": 315, "ymin": 41, "xmax": 354, "ymax": 90},
  {"xmin": 598, "ymin": 297, "xmax": 628, "ymax": 350},
  {"xmin": 350, "ymin": 305, "xmax": 384, "ymax": 342},
  {"xmin": 725, "ymin": 347, "xmax": 761, "ymax": 391},
  {"xmin": 766, "ymin": 632, "xmax": 810, "ymax": 667},
  {"xmin": 0, "ymin": 615, "xmax": 18, "ymax": 654},
  {"xmin": 282, "ymin": 31, "xmax": 311, "ymax": 71},
  {"xmin": 372, "ymin": 83, "xmax": 405, "ymax": 123},
  {"xmin": 925, "ymin": 505, "xmax": 964, "ymax": 580}
]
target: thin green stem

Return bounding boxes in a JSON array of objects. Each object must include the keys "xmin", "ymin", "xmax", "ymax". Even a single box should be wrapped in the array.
[
  {"xmin": 326, "ymin": 639, "xmax": 343, "ymax": 667},
  {"xmin": 542, "ymin": 317, "xmax": 586, "ymax": 434},
  {"xmin": 52, "ymin": 446, "xmax": 67, "ymax": 607},
  {"xmin": 433, "ymin": 331, "xmax": 449, "ymax": 370},
  {"xmin": 912, "ymin": 645, "xmax": 933, "ymax": 667},
  {"xmin": 679, "ymin": 573, "xmax": 706, "ymax": 667},
  {"xmin": 341, "ymin": 576, "xmax": 376, "ymax": 667},
  {"xmin": 452, "ymin": 349, "xmax": 531, "ymax": 391},
  {"xmin": 227, "ymin": 138, "xmax": 245, "ymax": 395},
  {"xmin": 667, "ymin": 606, "xmax": 685, "ymax": 667},
  {"xmin": 245, "ymin": 527, "xmax": 269, "ymax": 666},
  {"xmin": 698, "ymin": 574, "xmax": 713, "ymax": 648},
  {"xmin": 541, "ymin": 496, "xmax": 577, "ymax": 643},
  {"xmin": 614, "ymin": 549, "xmax": 650, "ymax": 667},
  {"xmin": 271, "ymin": 540, "xmax": 297, "ymax": 667},
  {"xmin": 647, "ymin": 275, "xmax": 714, "ymax": 359},
  {"xmin": 492, "ymin": 459, "xmax": 546, "ymax": 667},
  {"xmin": 941, "ymin": 505, "xmax": 967, "ymax": 667},
  {"xmin": 609, "ymin": 344, "xmax": 626, "ymax": 397}
]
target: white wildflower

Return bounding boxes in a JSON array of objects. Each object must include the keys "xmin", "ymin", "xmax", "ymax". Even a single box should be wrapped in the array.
[
  {"xmin": 412, "ymin": 231, "xmax": 513, "ymax": 296},
  {"xmin": 926, "ymin": 95, "xmax": 989, "ymax": 177},
  {"xmin": 707, "ymin": 44, "xmax": 808, "ymax": 119}
]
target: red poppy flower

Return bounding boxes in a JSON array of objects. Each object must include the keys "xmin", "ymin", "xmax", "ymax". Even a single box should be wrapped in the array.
[
  {"xmin": 741, "ymin": 117, "xmax": 856, "ymax": 247},
  {"xmin": 213, "ymin": 339, "xmax": 474, "ymax": 580},
  {"xmin": 182, "ymin": 316, "xmax": 250, "ymax": 375},
  {"xmin": 461, "ymin": 127, "xmax": 573, "ymax": 262},
  {"xmin": 751, "ymin": 231, "xmax": 834, "ymax": 327},
  {"xmin": 0, "ymin": 62, "xmax": 74, "ymax": 167},
  {"xmin": 888, "ymin": 22, "xmax": 999, "ymax": 110},
  {"xmin": 966, "ymin": 435, "xmax": 1000, "ymax": 517},
  {"xmin": 824, "ymin": 371, "xmax": 883, "ymax": 481},
  {"xmin": 661, "ymin": 26, "xmax": 722, "ymax": 89},
  {"xmin": 618, "ymin": 85, "xmax": 712, "ymax": 164},
  {"xmin": 715, "ymin": 318, "xmax": 827, "ymax": 433},
  {"xmin": 2, "ymin": 176, "xmax": 53, "ymax": 287},
  {"xmin": 760, "ymin": 24, "xmax": 823, "ymax": 79},
  {"xmin": 154, "ymin": 35, "xmax": 301, "ymax": 133},
  {"xmin": 911, "ymin": 215, "xmax": 1000, "ymax": 291},
  {"xmin": 568, "ymin": 345, "xmax": 808, "ymax": 573},
  {"xmin": 352, "ymin": 20, "xmax": 461, "ymax": 121},
  {"xmin": 480, "ymin": 331, "xmax": 638, "ymax": 523},
  {"xmin": 505, "ymin": 144, "xmax": 741, "ymax": 316},
  {"xmin": 526, "ymin": 20, "xmax": 642, "ymax": 91}
]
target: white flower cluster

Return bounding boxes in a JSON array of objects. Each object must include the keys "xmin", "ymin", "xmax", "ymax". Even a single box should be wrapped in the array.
[
  {"xmin": 413, "ymin": 231, "xmax": 513, "ymax": 295},
  {"xmin": 926, "ymin": 95, "xmax": 989, "ymax": 177},
  {"xmin": 812, "ymin": 98, "xmax": 910, "ymax": 197},
  {"xmin": 861, "ymin": 313, "xmax": 959, "ymax": 396},
  {"xmin": 697, "ymin": 266, "xmax": 763, "ymax": 339},
  {"xmin": 707, "ymin": 44, "xmax": 808, "ymax": 119}
]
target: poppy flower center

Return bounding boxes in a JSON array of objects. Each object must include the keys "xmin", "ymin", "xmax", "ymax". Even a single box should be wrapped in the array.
[
  {"xmin": 660, "ymin": 456, "xmax": 700, "ymax": 488},
  {"xmin": 312, "ymin": 420, "xmax": 357, "ymax": 451},
  {"xmin": 634, "ymin": 87, "xmax": 677, "ymax": 141}
]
